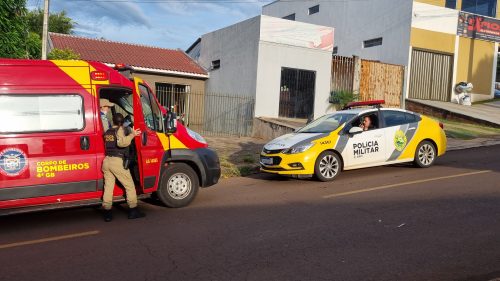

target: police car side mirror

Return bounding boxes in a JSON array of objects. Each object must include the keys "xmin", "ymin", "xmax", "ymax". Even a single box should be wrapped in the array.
[
  {"xmin": 349, "ymin": 127, "xmax": 363, "ymax": 135},
  {"xmin": 164, "ymin": 112, "xmax": 177, "ymax": 134}
]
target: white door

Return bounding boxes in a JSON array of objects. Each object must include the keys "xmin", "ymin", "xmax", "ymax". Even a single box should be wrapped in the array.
[{"xmin": 343, "ymin": 128, "xmax": 386, "ymax": 169}]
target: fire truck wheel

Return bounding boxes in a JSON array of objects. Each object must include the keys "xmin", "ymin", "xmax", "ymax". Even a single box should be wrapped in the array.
[{"xmin": 158, "ymin": 163, "xmax": 200, "ymax": 208}]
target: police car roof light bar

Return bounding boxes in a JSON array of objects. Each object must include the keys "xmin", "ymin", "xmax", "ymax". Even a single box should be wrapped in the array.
[{"xmin": 343, "ymin": 100, "xmax": 385, "ymax": 110}]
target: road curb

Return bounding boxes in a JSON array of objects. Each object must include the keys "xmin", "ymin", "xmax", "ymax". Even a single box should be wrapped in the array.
[{"xmin": 447, "ymin": 139, "xmax": 500, "ymax": 151}]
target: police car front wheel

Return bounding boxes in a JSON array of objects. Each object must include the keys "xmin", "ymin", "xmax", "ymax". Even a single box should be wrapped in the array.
[{"xmin": 314, "ymin": 151, "xmax": 342, "ymax": 182}]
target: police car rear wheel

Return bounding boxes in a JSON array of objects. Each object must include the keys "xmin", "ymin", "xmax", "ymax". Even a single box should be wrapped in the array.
[
  {"xmin": 414, "ymin": 141, "xmax": 436, "ymax": 168},
  {"xmin": 158, "ymin": 163, "xmax": 199, "ymax": 208},
  {"xmin": 315, "ymin": 151, "xmax": 341, "ymax": 182}
]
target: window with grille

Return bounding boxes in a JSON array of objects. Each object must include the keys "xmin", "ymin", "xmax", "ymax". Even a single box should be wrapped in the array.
[
  {"xmin": 283, "ymin": 13, "xmax": 296, "ymax": 21},
  {"xmin": 363, "ymin": 37, "xmax": 383, "ymax": 48},
  {"xmin": 309, "ymin": 5, "xmax": 320, "ymax": 15},
  {"xmin": 155, "ymin": 83, "xmax": 189, "ymax": 116}
]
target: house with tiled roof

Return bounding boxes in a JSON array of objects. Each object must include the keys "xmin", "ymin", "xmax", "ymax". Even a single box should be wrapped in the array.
[{"xmin": 48, "ymin": 32, "xmax": 208, "ymax": 119}]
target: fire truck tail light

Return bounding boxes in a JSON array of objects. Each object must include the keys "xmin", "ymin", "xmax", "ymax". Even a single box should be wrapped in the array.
[{"xmin": 91, "ymin": 71, "xmax": 108, "ymax": 81}]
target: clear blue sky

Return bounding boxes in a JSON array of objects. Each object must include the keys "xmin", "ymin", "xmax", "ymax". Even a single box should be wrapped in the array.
[{"xmin": 27, "ymin": 0, "xmax": 273, "ymax": 50}]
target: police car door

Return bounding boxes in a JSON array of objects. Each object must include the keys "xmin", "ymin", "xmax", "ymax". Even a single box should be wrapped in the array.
[
  {"xmin": 342, "ymin": 111, "xmax": 386, "ymax": 169},
  {"xmin": 380, "ymin": 109, "xmax": 420, "ymax": 163}
]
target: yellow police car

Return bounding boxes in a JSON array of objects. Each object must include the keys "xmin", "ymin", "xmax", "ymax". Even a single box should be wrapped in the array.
[{"xmin": 260, "ymin": 101, "xmax": 447, "ymax": 181}]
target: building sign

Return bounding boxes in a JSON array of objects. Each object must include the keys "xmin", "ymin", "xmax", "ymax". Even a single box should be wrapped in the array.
[{"xmin": 457, "ymin": 11, "xmax": 500, "ymax": 43}]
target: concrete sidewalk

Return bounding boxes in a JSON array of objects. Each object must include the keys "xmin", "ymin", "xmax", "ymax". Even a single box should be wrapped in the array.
[{"xmin": 407, "ymin": 99, "xmax": 500, "ymax": 127}]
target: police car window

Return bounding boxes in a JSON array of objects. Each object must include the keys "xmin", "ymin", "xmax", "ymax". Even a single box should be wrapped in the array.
[
  {"xmin": 405, "ymin": 112, "xmax": 420, "ymax": 123},
  {"xmin": 383, "ymin": 111, "xmax": 408, "ymax": 127},
  {"xmin": 351, "ymin": 113, "xmax": 379, "ymax": 130},
  {"xmin": 297, "ymin": 113, "xmax": 355, "ymax": 133},
  {"xmin": 0, "ymin": 95, "xmax": 84, "ymax": 133}
]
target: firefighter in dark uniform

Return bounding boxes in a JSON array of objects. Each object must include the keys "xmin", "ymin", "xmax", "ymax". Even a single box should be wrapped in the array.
[{"xmin": 102, "ymin": 113, "xmax": 145, "ymax": 222}]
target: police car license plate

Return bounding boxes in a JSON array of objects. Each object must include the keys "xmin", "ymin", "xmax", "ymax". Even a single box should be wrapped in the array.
[{"xmin": 261, "ymin": 157, "xmax": 273, "ymax": 165}]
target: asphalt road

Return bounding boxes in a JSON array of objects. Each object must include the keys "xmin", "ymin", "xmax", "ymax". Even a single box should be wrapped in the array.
[{"xmin": 1, "ymin": 145, "xmax": 500, "ymax": 281}]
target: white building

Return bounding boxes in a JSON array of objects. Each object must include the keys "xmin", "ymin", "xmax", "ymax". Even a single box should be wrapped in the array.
[
  {"xmin": 263, "ymin": 0, "xmax": 498, "ymax": 102},
  {"xmin": 187, "ymin": 15, "xmax": 335, "ymax": 120}
]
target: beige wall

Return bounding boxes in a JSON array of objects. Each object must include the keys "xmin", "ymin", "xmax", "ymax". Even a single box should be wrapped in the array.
[
  {"xmin": 133, "ymin": 72, "xmax": 206, "ymax": 94},
  {"xmin": 411, "ymin": 28, "xmax": 456, "ymax": 54},
  {"xmin": 457, "ymin": 37, "xmax": 496, "ymax": 96},
  {"xmin": 411, "ymin": 14, "xmax": 496, "ymax": 100},
  {"xmin": 411, "ymin": 27, "xmax": 496, "ymax": 98}
]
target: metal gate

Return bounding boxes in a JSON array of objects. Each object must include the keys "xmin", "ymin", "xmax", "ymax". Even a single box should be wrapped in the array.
[
  {"xmin": 409, "ymin": 49, "xmax": 453, "ymax": 101},
  {"xmin": 279, "ymin": 67, "xmax": 316, "ymax": 119}
]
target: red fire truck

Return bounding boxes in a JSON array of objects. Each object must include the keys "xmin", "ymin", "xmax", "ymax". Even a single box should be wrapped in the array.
[{"xmin": 0, "ymin": 59, "xmax": 221, "ymax": 215}]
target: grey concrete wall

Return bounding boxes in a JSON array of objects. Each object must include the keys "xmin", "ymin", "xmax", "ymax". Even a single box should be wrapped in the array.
[
  {"xmin": 252, "ymin": 117, "xmax": 296, "ymax": 141},
  {"xmin": 262, "ymin": 0, "xmax": 413, "ymax": 66},
  {"xmin": 196, "ymin": 16, "xmax": 261, "ymax": 97}
]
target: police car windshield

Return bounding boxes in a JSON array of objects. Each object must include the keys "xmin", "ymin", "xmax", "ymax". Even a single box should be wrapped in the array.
[{"xmin": 297, "ymin": 113, "xmax": 355, "ymax": 133}]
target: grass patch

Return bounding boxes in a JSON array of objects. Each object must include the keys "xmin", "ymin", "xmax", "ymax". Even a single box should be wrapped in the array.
[
  {"xmin": 438, "ymin": 118, "xmax": 500, "ymax": 140},
  {"xmin": 242, "ymin": 154, "xmax": 256, "ymax": 164},
  {"xmin": 219, "ymin": 157, "xmax": 260, "ymax": 178},
  {"xmin": 220, "ymin": 158, "xmax": 241, "ymax": 178}
]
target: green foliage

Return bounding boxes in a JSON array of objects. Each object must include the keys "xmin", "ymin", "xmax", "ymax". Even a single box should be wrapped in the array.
[
  {"xmin": 329, "ymin": 90, "xmax": 359, "ymax": 108},
  {"xmin": 0, "ymin": 0, "xmax": 28, "ymax": 58},
  {"xmin": 0, "ymin": 1, "xmax": 75, "ymax": 59},
  {"xmin": 47, "ymin": 48, "xmax": 80, "ymax": 60},
  {"xmin": 25, "ymin": 32, "xmax": 42, "ymax": 59},
  {"xmin": 26, "ymin": 9, "xmax": 74, "ymax": 38}
]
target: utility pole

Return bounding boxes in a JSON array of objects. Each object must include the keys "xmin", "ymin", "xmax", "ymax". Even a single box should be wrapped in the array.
[{"xmin": 41, "ymin": 0, "xmax": 50, "ymax": 60}]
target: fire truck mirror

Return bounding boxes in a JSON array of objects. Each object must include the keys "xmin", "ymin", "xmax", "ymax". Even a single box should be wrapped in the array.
[{"xmin": 164, "ymin": 111, "xmax": 177, "ymax": 134}]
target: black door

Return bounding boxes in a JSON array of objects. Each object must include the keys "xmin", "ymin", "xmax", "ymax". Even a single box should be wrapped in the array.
[{"xmin": 279, "ymin": 67, "xmax": 316, "ymax": 119}]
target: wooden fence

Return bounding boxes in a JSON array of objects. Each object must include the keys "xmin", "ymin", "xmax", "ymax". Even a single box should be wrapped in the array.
[{"xmin": 331, "ymin": 56, "xmax": 405, "ymax": 108}]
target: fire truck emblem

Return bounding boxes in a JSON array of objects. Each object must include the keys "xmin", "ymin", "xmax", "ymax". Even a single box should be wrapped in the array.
[
  {"xmin": 394, "ymin": 130, "xmax": 408, "ymax": 152},
  {"xmin": 0, "ymin": 148, "xmax": 28, "ymax": 177}
]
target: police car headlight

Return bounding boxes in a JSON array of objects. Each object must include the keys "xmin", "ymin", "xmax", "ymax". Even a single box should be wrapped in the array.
[
  {"xmin": 283, "ymin": 143, "xmax": 314, "ymax": 154},
  {"xmin": 187, "ymin": 128, "xmax": 207, "ymax": 144}
]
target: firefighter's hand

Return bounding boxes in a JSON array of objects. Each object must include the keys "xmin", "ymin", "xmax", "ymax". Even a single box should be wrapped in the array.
[{"xmin": 133, "ymin": 128, "xmax": 141, "ymax": 136}]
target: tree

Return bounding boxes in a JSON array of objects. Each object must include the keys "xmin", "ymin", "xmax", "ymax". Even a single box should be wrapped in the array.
[
  {"xmin": 25, "ymin": 32, "xmax": 42, "ymax": 59},
  {"xmin": 0, "ymin": 0, "xmax": 29, "ymax": 58},
  {"xmin": 26, "ymin": 8, "xmax": 76, "ymax": 59},
  {"xmin": 0, "ymin": 2, "xmax": 76, "ymax": 59},
  {"xmin": 26, "ymin": 9, "xmax": 74, "ymax": 38},
  {"xmin": 47, "ymin": 48, "xmax": 80, "ymax": 60}
]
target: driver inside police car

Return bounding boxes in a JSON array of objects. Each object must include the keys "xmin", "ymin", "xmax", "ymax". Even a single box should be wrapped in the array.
[{"xmin": 359, "ymin": 115, "xmax": 375, "ymax": 131}]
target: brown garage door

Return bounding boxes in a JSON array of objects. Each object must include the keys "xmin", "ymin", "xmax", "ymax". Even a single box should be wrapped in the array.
[{"xmin": 409, "ymin": 49, "xmax": 453, "ymax": 101}]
